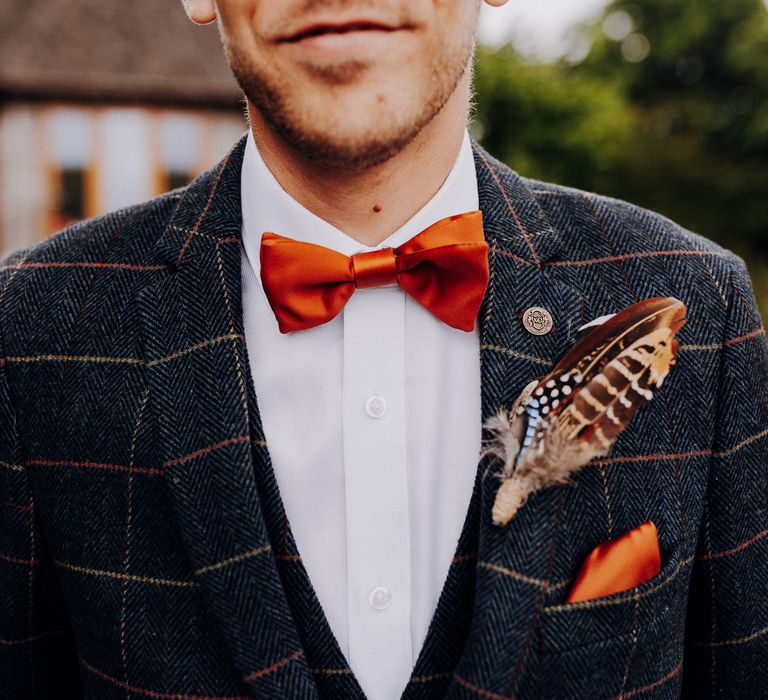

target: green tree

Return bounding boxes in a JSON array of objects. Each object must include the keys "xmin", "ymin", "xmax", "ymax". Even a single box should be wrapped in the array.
[{"xmin": 472, "ymin": 0, "xmax": 768, "ymax": 318}]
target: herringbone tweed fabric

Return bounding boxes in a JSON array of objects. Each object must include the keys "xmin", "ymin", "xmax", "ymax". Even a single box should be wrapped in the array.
[{"xmin": 1, "ymin": 134, "xmax": 766, "ymax": 699}]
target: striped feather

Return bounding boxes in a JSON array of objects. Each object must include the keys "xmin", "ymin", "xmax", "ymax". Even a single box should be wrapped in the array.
[{"xmin": 483, "ymin": 297, "xmax": 686, "ymax": 525}]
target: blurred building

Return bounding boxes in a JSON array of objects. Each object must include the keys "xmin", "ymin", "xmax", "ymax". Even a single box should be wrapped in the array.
[{"xmin": 0, "ymin": 0, "xmax": 246, "ymax": 258}]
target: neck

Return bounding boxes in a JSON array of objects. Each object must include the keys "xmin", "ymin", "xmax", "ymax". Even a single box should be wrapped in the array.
[{"xmin": 246, "ymin": 71, "xmax": 471, "ymax": 248}]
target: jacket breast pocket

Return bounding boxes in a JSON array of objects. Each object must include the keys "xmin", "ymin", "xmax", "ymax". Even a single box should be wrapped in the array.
[{"xmin": 534, "ymin": 548, "xmax": 692, "ymax": 698}]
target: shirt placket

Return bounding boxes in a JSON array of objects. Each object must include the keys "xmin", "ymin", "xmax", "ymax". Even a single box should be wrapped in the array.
[{"xmin": 342, "ymin": 283, "xmax": 412, "ymax": 700}]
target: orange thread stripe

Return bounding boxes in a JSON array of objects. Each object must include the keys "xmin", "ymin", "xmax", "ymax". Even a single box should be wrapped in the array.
[
  {"xmin": 80, "ymin": 657, "xmax": 248, "ymax": 699},
  {"xmin": 699, "ymin": 528, "xmax": 768, "ymax": 560},
  {"xmin": 487, "ymin": 246, "xmax": 535, "ymax": 266},
  {"xmin": 724, "ymin": 327, "xmax": 765, "ymax": 346},
  {"xmin": 473, "ymin": 146, "xmax": 540, "ymax": 267},
  {"xmin": 163, "ymin": 435, "xmax": 251, "ymax": 468},
  {"xmin": 175, "ymin": 146, "xmax": 233, "ymax": 267},
  {"xmin": 0, "ymin": 552, "xmax": 41, "ymax": 566},
  {"xmin": 243, "ymin": 649, "xmax": 304, "ymax": 682},
  {"xmin": 453, "ymin": 673, "xmax": 511, "ymax": 700},
  {"xmin": 545, "ymin": 250, "xmax": 729, "ymax": 267},
  {"xmin": 26, "ymin": 458, "xmax": 162, "ymax": 476},
  {"xmin": 452, "ymin": 552, "xmax": 477, "ymax": 564},
  {"xmin": 171, "ymin": 226, "xmax": 241, "ymax": 247},
  {"xmin": 0, "ymin": 500, "xmax": 33, "ymax": 512}
]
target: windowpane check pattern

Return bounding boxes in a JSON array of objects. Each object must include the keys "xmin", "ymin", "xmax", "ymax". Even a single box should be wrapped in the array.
[{"xmin": 1, "ymin": 134, "xmax": 766, "ymax": 699}]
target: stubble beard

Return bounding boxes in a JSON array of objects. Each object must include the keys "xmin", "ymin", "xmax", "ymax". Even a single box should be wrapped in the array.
[{"xmin": 224, "ymin": 36, "xmax": 475, "ymax": 172}]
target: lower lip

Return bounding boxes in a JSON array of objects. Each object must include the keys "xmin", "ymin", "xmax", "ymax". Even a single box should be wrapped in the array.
[{"xmin": 281, "ymin": 29, "xmax": 405, "ymax": 55}]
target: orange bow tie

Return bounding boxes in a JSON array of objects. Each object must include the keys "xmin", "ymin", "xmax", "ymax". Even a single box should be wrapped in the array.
[{"xmin": 259, "ymin": 211, "xmax": 489, "ymax": 333}]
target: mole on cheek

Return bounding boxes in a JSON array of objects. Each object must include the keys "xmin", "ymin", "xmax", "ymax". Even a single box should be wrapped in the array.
[{"xmin": 373, "ymin": 204, "xmax": 382, "ymax": 213}]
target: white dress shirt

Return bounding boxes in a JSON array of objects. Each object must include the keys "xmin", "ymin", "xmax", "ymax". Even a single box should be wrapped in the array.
[{"xmin": 240, "ymin": 128, "xmax": 482, "ymax": 700}]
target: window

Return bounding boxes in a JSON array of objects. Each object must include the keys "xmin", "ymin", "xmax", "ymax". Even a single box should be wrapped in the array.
[
  {"xmin": 44, "ymin": 108, "xmax": 94, "ymax": 234},
  {"xmin": 166, "ymin": 170, "xmax": 192, "ymax": 191},
  {"xmin": 59, "ymin": 167, "xmax": 86, "ymax": 221},
  {"xmin": 157, "ymin": 113, "xmax": 203, "ymax": 194}
]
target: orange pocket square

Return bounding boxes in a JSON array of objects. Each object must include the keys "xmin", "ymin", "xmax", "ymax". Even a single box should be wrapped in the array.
[{"xmin": 566, "ymin": 520, "xmax": 661, "ymax": 603}]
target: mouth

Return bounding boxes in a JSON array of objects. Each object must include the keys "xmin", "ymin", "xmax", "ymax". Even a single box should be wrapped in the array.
[{"xmin": 278, "ymin": 20, "xmax": 407, "ymax": 43}]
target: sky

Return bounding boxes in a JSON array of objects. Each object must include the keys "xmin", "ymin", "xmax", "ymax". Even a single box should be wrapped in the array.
[{"xmin": 478, "ymin": 0, "xmax": 611, "ymax": 61}]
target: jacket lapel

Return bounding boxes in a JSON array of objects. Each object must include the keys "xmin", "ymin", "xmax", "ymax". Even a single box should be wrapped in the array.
[
  {"xmin": 137, "ymin": 132, "xmax": 585, "ymax": 700},
  {"xmin": 137, "ymin": 136, "xmax": 319, "ymax": 700},
  {"xmin": 445, "ymin": 142, "xmax": 585, "ymax": 699}
]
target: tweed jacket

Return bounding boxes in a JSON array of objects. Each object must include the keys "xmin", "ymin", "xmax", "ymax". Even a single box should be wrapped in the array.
[{"xmin": 1, "ymin": 134, "xmax": 767, "ymax": 700}]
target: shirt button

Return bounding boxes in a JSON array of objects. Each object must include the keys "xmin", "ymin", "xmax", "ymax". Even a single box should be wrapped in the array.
[
  {"xmin": 368, "ymin": 585, "xmax": 392, "ymax": 610},
  {"xmin": 365, "ymin": 394, "xmax": 387, "ymax": 418}
]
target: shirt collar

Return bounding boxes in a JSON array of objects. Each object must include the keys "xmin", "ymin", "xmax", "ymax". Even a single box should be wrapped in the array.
[{"xmin": 240, "ymin": 127, "xmax": 480, "ymax": 274}]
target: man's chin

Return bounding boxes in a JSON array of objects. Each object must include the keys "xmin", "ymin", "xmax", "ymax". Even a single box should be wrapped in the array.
[
  {"xmin": 290, "ymin": 135, "xmax": 413, "ymax": 172},
  {"xmin": 263, "ymin": 116, "xmax": 424, "ymax": 172},
  {"xmin": 237, "ymin": 66, "xmax": 444, "ymax": 172}
]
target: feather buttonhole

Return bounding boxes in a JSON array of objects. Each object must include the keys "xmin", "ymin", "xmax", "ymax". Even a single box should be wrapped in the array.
[{"xmin": 483, "ymin": 297, "xmax": 687, "ymax": 526}]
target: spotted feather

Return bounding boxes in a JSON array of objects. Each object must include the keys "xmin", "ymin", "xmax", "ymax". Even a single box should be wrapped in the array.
[{"xmin": 482, "ymin": 297, "xmax": 686, "ymax": 525}]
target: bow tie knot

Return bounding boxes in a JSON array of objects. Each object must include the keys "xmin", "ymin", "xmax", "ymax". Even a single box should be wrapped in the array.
[
  {"xmin": 259, "ymin": 211, "xmax": 489, "ymax": 333},
  {"xmin": 352, "ymin": 248, "xmax": 398, "ymax": 289}
]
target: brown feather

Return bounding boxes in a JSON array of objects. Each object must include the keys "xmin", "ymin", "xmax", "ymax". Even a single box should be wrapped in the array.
[{"xmin": 485, "ymin": 297, "xmax": 686, "ymax": 526}]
